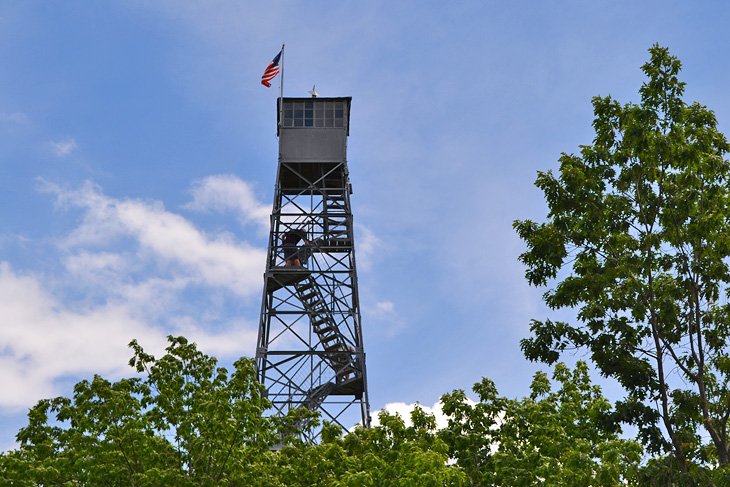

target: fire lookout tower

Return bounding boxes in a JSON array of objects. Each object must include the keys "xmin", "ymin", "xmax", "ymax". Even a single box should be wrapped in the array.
[{"xmin": 256, "ymin": 96, "xmax": 371, "ymax": 439}]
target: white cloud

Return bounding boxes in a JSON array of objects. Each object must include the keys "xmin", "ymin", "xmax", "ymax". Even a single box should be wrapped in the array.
[
  {"xmin": 185, "ymin": 174, "xmax": 270, "ymax": 229},
  {"xmin": 372, "ymin": 300, "xmax": 395, "ymax": 315},
  {"xmin": 366, "ymin": 299, "xmax": 406, "ymax": 337},
  {"xmin": 64, "ymin": 250, "xmax": 127, "ymax": 276},
  {"xmin": 0, "ymin": 262, "xmax": 166, "ymax": 409},
  {"xmin": 50, "ymin": 138, "xmax": 77, "ymax": 157},
  {"xmin": 0, "ymin": 261, "xmax": 262, "ymax": 411},
  {"xmin": 0, "ymin": 112, "xmax": 29, "ymax": 125},
  {"xmin": 173, "ymin": 318, "xmax": 259, "ymax": 357},
  {"xmin": 355, "ymin": 223, "xmax": 382, "ymax": 271},
  {"xmin": 371, "ymin": 399, "xmax": 476, "ymax": 431},
  {"xmin": 42, "ymin": 180, "xmax": 266, "ymax": 297},
  {"xmin": 0, "ymin": 178, "xmax": 274, "ymax": 411}
]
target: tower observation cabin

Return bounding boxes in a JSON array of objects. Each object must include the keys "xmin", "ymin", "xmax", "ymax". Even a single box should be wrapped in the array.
[{"xmin": 256, "ymin": 96, "xmax": 371, "ymax": 440}]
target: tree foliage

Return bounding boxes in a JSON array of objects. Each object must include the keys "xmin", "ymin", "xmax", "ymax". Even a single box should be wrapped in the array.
[
  {"xmin": 440, "ymin": 361, "xmax": 642, "ymax": 486},
  {"xmin": 0, "ymin": 337, "xmax": 641, "ymax": 486},
  {"xmin": 270, "ymin": 410, "xmax": 467, "ymax": 486},
  {"xmin": 0, "ymin": 337, "xmax": 466, "ymax": 486},
  {"xmin": 0, "ymin": 336, "xmax": 274, "ymax": 486},
  {"xmin": 515, "ymin": 44, "xmax": 730, "ymax": 473}
]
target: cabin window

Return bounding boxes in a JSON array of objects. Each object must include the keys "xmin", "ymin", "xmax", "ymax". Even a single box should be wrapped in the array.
[{"xmin": 282, "ymin": 101, "xmax": 345, "ymax": 128}]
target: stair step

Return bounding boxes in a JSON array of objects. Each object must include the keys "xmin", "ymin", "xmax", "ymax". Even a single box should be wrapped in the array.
[
  {"xmin": 324, "ymin": 239, "xmax": 352, "ymax": 247},
  {"xmin": 296, "ymin": 282, "xmax": 314, "ymax": 292},
  {"xmin": 313, "ymin": 320, "xmax": 333, "ymax": 330},
  {"xmin": 324, "ymin": 228, "xmax": 348, "ymax": 235},
  {"xmin": 304, "ymin": 382, "xmax": 336, "ymax": 410},
  {"xmin": 314, "ymin": 325, "xmax": 336, "ymax": 335},
  {"xmin": 299, "ymin": 291, "xmax": 317, "ymax": 301},
  {"xmin": 320, "ymin": 334, "xmax": 339, "ymax": 344}
]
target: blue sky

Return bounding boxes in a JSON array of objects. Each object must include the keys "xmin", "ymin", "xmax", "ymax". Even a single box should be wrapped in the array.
[{"xmin": 3, "ymin": 1, "xmax": 730, "ymax": 447}]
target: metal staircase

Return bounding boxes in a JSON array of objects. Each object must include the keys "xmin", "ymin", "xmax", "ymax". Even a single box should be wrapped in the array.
[{"xmin": 295, "ymin": 276, "xmax": 356, "ymax": 380}]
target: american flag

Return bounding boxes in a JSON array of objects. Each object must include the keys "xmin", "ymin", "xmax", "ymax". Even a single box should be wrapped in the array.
[{"xmin": 261, "ymin": 49, "xmax": 282, "ymax": 88}]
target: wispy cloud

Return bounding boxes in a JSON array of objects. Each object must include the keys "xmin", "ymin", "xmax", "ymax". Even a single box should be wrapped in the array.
[
  {"xmin": 365, "ymin": 300, "xmax": 406, "ymax": 337},
  {"xmin": 0, "ymin": 177, "xmax": 272, "ymax": 410},
  {"xmin": 0, "ymin": 261, "xmax": 260, "ymax": 411},
  {"xmin": 50, "ymin": 138, "xmax": 77, "ymax": 157},
  {"xmin": 372, "ymin": 300, "xmax": 396, "ymax": 318},
  {"xmin": 0, "ymin": 177, "xmax": 271, "ymax": 411},
  {"xmin": 0, "ymin": 261, "xmax": 165, "ymax": 409},
  {"xmin": 355, "ymin": 223, "xmax": 383, "ymax": 271},
  {"xmin": 0, "ymin": 112, "xmax": 29, "ymax": 126},
  {"xmin": 41, "ymin": 179, "xmax": 266, "ymax": 296},
  {"xmin": 185, "ymin": 174, "xmax": 270, "ymax": 230}
]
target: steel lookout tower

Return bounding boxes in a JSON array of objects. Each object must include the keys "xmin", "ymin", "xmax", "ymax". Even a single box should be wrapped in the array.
[{"xmin": 256, "ymin": 96, "xmax": 371, "ymax": 440}]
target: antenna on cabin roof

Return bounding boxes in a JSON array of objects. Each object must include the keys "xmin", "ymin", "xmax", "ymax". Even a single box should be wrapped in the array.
[{"xmin": 308, "ymin": 85, "xmax": 319, "ymax": 98}]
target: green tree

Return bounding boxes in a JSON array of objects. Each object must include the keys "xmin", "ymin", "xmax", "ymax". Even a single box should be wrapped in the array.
[
  {"xmin": 0, "ymin": 339, "xmax": 643, "ymax": 485},
  {"xmin": 440, "ymin": 361, "xmax": 642, "ymax": 486},
  {"xmin": 0, "ymin": 337, "xmax": 467, "ymax": 486},
  {"xmin": 1, "ymin": 336, "xmax": 274, "ymax": 486},
  {"xmin": 514, "ymin": 45, "xmax": 730, "ymax": 473},
  {"xmin": 272, "ymin": 410, "xmax": 467, "ymax": 486}
]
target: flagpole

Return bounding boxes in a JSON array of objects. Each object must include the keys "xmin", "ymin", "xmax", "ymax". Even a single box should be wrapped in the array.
[{"xmin": 278, "ymin": 43, "xmax": 285, "ymax": 135}]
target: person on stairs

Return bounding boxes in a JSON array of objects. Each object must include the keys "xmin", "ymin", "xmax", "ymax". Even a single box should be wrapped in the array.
[{"xmin": 282, "ymin": 229, "xmax": 310, "ymax": 267}]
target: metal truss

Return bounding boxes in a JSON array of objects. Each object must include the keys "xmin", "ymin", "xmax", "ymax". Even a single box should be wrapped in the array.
[{"xmin": 256, "ymin": 159, "xmax": 371, "ymax": 442}]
